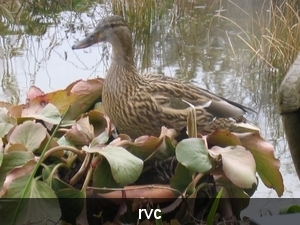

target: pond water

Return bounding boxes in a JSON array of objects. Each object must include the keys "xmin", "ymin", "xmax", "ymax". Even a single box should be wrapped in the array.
[{"xmin": 1, "ymin": 0, "xmax": 299, "ymax": 207}]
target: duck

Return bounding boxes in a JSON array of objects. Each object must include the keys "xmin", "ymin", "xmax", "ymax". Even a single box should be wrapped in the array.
[{"xmin": 72, "ymin": 15, "xmax": 258, "ymax": 139}]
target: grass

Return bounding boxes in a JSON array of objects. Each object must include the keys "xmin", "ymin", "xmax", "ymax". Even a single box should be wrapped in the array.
[{"xmin": 211, "ymin": 0, "xmax": 300, "ymax": 75}]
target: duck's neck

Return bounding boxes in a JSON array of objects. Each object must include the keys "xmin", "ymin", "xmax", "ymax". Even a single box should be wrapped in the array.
[{"xmin": 109, "ymin": 31, "xmax": 135, "ymax": 70}]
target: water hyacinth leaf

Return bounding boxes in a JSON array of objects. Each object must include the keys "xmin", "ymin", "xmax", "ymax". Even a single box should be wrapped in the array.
[
  {"xmin": 0, "ymin": 123, "xmax": 14, "ymax": 138},
  {"xmin": 97, "ymin": 146, "xmax": 143, "ymax": 186},
  {"xmin": 170, "ymin": 163, "xmax": 193, "ymax": 194},
  {"xmin": 84, "ymin": 110, "xmax": 108, "ymax": 137},
  {"xmin": 0, "ymin": 175, "xmax": 60, "ymax": 225},
  {"xmin": 207, "ymin": 130, "xmax": 241, "ymax": 147},
  {"xmin": 0, "ymin": 152, "xmax": 3, "ymax": 167},
  {"xmin": 8, "ymin": 104, "xmax": 23, "ymax": 118},
  {"xmin": 9, "ymin": 121, "xmax": 47, "ymax": 152},
  {"xmin": 0, "ymin": 151, "xmax": 34, "ymax": 187},
  {"xmin": 0, "ymin": 159, "xmax": 37, "ymax": 197},
  {"xmin": 214, "ymin": 175, "xmax": 250, "ymax": 214},
  {"xmin": 124, "ymin": 127, "xmax": 177, "ymax": 160},
  {"xmin": 26, "ymin": 85, "xmax": 44, "ymax": 100},
  {"xmin": 237, "ymin": 132, "xmax": 284, "ymax": 196},
  {"xmin": 50, "ymin": 177, "xmax": 74, "ymax": 193},
  {"xmin": 65, "ymin": 117, "xmax": 94, "ymax": 146},
  {"xmin": 90, "ymin": 130, "xmax": 109, "ymax": 148},
  {"xmin": 56, "ymin": 188, "xmax": 85, "ymax": 224},
  {"xmin": 175, "ymin": 138, "xmax": 212, "ymax": 173},
  {"xmin": 65, "ymin": 78, "xmax": 104, "ymax": 120},
  {"xmin": 57, "ymin": 135, "xmax": 74, "ymax": 147},
  {"xmin": 5, "ymin": 143, "xmax": 28, "ymax": 153},
  {"xmin": 0, "ymin": 107, "xmax": 15, "ymax": 138},
  {"xmin": 22, "ymin": 103, "xmax": 62, "ymax": 125},
  {"xmin": 0, "ymin": 101, "xmax": 14, "ymax": 110},
  {"xmin": 144, "ymin": 135, "xmax": 176, "ymax": 162},
  {"xmin": 124, "ymin": 135, "xmax": 163, "ymax": 160},
  {"xmin": 23, "ymin": 89, "xmax": 78, "ymax": 118},
  {"xmin": 38, "ymin": 133, "xmax": 63, "ymax": 158},
  {"xmin": 209, "ymin": 146, "xmax": 257, "ymax": 189},
  {"xmin": 93, "ymin": 157, "xmax": 121, "ymax": 188}
]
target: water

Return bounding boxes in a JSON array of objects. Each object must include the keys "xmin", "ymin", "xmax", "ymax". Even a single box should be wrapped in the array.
[{"xmin": 0, "ymin": 0, "xmax": 299, "ymax": 203}]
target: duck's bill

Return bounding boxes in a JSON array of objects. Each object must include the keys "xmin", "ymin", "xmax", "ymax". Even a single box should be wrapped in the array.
[{"xmin": 72, "ymin": 34, "xmax": 95, "ymax": 50}]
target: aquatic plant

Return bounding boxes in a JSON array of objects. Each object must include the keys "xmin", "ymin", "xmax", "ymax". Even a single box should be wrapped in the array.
[{"xmin": 0, "ymin": 79, "xmax": 283, "ymax": 224}]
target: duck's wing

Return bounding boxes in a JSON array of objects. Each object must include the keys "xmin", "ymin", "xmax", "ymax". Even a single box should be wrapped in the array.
[{"xmin": 143, "ymin": 73, "xmax": 254, "ymax": 120}]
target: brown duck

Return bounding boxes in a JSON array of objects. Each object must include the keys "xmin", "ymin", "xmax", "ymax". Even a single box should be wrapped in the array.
[{"xmin": 72, "ymin": 15, "xmax": 258, "ymax": 139}]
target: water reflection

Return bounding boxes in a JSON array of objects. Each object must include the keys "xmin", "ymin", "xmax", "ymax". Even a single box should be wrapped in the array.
[{"xmin": 0, "ymin": 0, "xmax": 298, "ymax": 198}]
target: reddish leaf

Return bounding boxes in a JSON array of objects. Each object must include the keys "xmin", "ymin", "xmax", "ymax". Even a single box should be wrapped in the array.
[
  {"xmin": 0, "ymin": 101, "xmax": 14, "ymax": 110},
  {"xmin": 65, "ymin": 78, "xmax": 104, "ymax": 120},
  {"xmin": 26, "ymin": 86, "xmax": 44, "ymax": 101},
  {"xmin": 0, "ymin": 159, "xmax": 37, "ymax": 197},
  {"xmin": 209, "ymin": 146, "xmax": 256, "ymax": 189},
  {"xmin": 207, "ymin": 130, "xmax": 241, "ymax": 147},
  {"xmin": 237, "ymin": 132, "xmax": 284, "ymax": 197},
  {"xmin": 21, "ymin": 90, "xmax": 77, "ymax": 117},
  {"xmin": 79, "ymin": 110, "xmax": 108, "ymax": 137},
  {"xmin": 65, "ymin": 117, "xmax": 94, "ymax": 146}
]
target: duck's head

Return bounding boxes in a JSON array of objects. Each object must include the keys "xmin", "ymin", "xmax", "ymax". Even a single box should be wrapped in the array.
[{"xmin": 72, "ymin": 15, "xmax": 132, "ymax": 50}]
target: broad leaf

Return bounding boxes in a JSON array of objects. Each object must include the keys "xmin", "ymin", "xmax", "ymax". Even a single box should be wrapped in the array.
[
  {"xmin": 0, "ymin": 107, "xmax": 15, "ymax": 138},
  {"xmin": 0, "ymin": 175, "xmax": 61, "ymax": 225},
  {"xmin": 0, "ymin": 159, "xmax": 37, "ymax": 197},
  {"xmin": 0, "ymin": 151, "xmax": 35, "ymax": 187},
  {"xmin": 9, "ymin": 120, "xmax": 47, "ymax": 152},
  {"xmin": 22, "ymin": 89, "xmax": 77, "ymax": 118},
  {"xmin": 23, "ymin": 103, "xmax": 62, "ymax": 124},
  {"xmin": 119, "ymin": 127, "xmax": 177, "ymax": 160},
  {"xmin": 90, "ymin": 130, "xmax": 109, "ymax": 148},
  {"xmin": 238, "ymin": 132, "xmax": 284, "ymax": 196},
  {"xmin": 93, "ymin": 157, "xmax": 121, "ymax": 188},
  {"xmin": 170, "ymin": 163, "xmax": 193, "ymax": 194},
  {"xmin": 175, "ymin": 138, "xmax": 212, "ymax": 173},
  {"xmin": 65, "ymin": 78, "xmax": 104, "ymax": 120},
  {"xmin": 210, "ymin": 146, "xmax": 257, "ymax": 189},
  {"xmin": 56, "ymin": 188, "xmax": 85, "ymax": 224},
  {"xmin": 207, "ymin": 130, "xmax": 241, "ymax": 147},
  {"xmin": 65, "ymin": 116, "xmax": 94, "ymax": 146},
  {"xmin": 94, "ymin": 145, "xmax": 143, "ymax": 186}
]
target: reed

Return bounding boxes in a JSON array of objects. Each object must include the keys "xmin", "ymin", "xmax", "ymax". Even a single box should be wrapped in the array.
[{"xmin": 211, "ymin": 0, "xmax": 300, "ymax": 74}]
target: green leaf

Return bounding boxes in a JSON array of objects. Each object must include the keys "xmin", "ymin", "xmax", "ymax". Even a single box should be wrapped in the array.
[
  {"xmin": 93, "ymin": 158, "xmax": 121, "ymax": 188},
  {"xmin": 0, "ymin": 107, "xmax": 16, "ymax": 138},
  {"xmin": 50, "ymin": 178, "xmax": 74, "ymax": 192},
  {"xmin": 0, "ymin": 152, "xmax": 3, "ymax": 167},
  {"xmin": 0, "ymin": 159, "xmax": 37, "ymax": 196},
  {"xmin": 23, "ymin": 103, "xmax": 62, "ymax": 124},
  {"xmin": 280, "ymin": 204, "xmax": 300, "ymax": 214},
  {"xmin": 90, "ymin": 130, "xmax": 109, "ymax": 148},
  {"xmin": 175, "ymin": 138, "xmax": 212, "ymax": 173},
  {"xmin": 57, "ymin": 135, "xmax": 74, "ymax": 146},
  {"xmin": 56, "ymin": 188, "xmax": 85, "ymax": 224},
  {"xmin": 0, "ymin": 175, "xmax": 61, "ymax": 225},
  {"xmin": 98, "ymin": 146, "xmax": 143, "ymax": 186},
  {"xmin": 0, "ymin": 151, "xmax": 34, "ymax": 188},
  {"xmin": 9, "ymin": 120, "xmax": 47, "ymax": 152},
  {"xmin": 170, "ymin": 163, "xmax": 193, "ymax": 194},
  {"xmin": 155, "ymin": 205, "xmax": 163, "ymax": 225},
  {"xmin": 207, "ymin": 188, "xmax": 223, "ymax": 225}
]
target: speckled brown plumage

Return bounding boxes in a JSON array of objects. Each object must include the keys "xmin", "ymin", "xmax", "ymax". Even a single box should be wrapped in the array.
[{"xmin": 72, "ymin": 15, "xmax": 258, "ymax": 139}]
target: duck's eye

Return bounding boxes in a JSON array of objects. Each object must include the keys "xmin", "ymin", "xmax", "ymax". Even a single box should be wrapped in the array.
[{"xmin": 90, "ymin": 34, "xmax": 95, "ymax": 40}]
